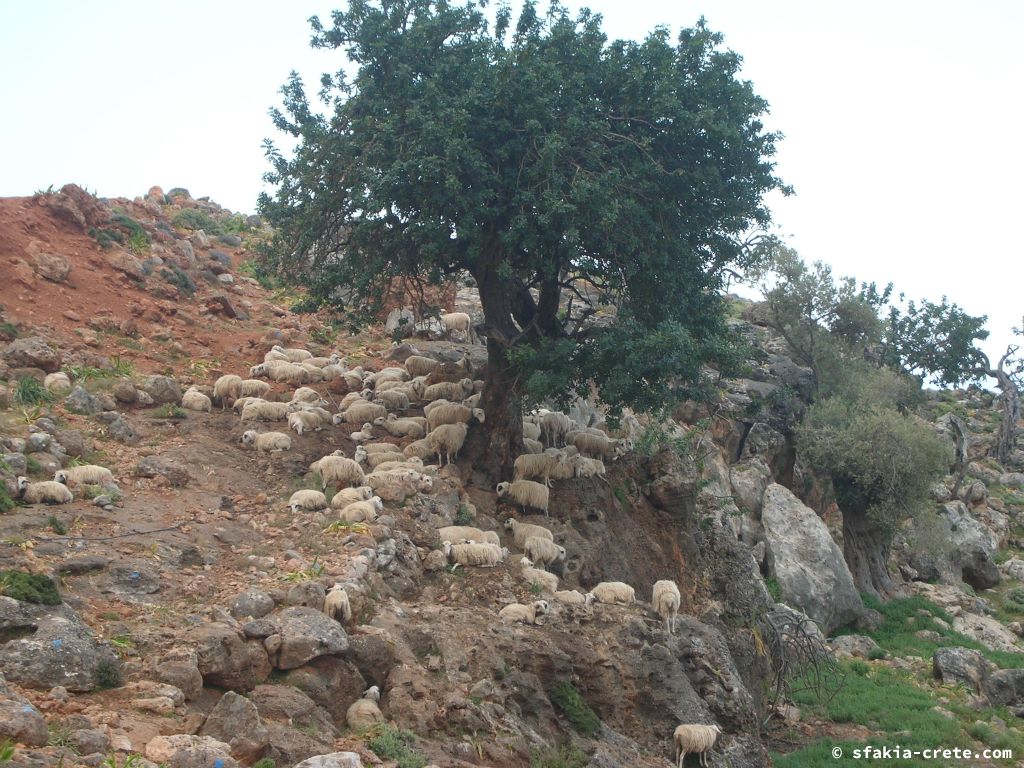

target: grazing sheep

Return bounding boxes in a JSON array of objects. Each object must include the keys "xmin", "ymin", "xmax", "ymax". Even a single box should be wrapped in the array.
[
  {"xmin": 311, "ymin": 455, "xmax": 366, "ymax": 490},
  {"xmin": 240, "ymin": 400, "xmax": 290, "ymax": 422},
  {"xmin": 241, "ymin": 430, "xmax": 292, "ymax": 452},
  {"xmin": 338, "ymin": 497, "xmax": 383, "ymax": 523},
  {"xmin": 652, "ymin": 580, "xmax": 681, "ymax": 635},
  {"xmin": 330, "ymin": 486, "xmax": 374, "ymax": 508},
  {"xmin": 288, "ymin": 489, "xmax": 328, "ymax": 513},
  {"xmin": 523, "ymin": 536, "xmax": 566, "ymax": 570},
  {"xmin": 44, "ymin": 372, "xmax": 72, "ymax": 394},
  {"xmin": 496, "ymin": 480, "xmax": 550, "ymax": 516},
  {"xmin": 288, "ymin": 409, "xmax": 329, "ymax": 435},
  {"xmin": 213, "ymin": 374, "xmax": 244, "ymax": 408},
  {"xmin": 232, "ymin": 396, "xmax": 260, "ymax": 414},
  {"xmin": 323, "ymin": 584, "xmax": 352, "ymax": 623},
  {"xmin": 404, "ymin": 354, "xmax": 441, "ymax": 377},
  {"xmin": 444, "ymin": 540, "xmax": 507, "ymax": 569},
  {"xmin": 588, "ymin": 581, "xmax": 635, "ymax": 605},
  {"xmin": 570, "ymin": 431, "xmax": 620, "ymax": 459},
  {"xmin": 440, "ymin": 312, "xmax": 472, "ymax": 341},
  {"xmin": 541, "ymin": 411, "xmax": 575, "ymax": 447},
  {"xmin": 374, "ymin": 389, "xmax": 410, "ymax": 412},
  {"xmin": 291, "ymin": 386, "xmax": 325, "ymax": 405},
  {"xmin": 428, "ymin": 422, "xmax": 469, "ymax": 466},
  {"xmin": 499, "ymin": 600, "xmax": 550, "ymax": 625},
  {"xmin": 513, "ymin": 452, "xmax": 569, "ymax": 487},
  {"xmin": 238, "ymin": 379, "xmax": 271, "ymax": 399},
  {"xmin": 425, "ymin": 402, "xmax": 482, "ymax": 432},
  {"xmin": 520, "ymin": 559, "xmax": 559, "ymax": 593},
  {"xmin": 266, "ymin": 362, "xmax": 313, "ymax": 385},
  {"xmin": 674, "ymin": 723, "xmax": 722, "ymax": 768},
  {"xmin": 346, "ymin": 686, "xmax": 384, "ymax": 730},
  {"xmin": 54, "ymin": 465, "xmax": 114, "ymax": 487},
  {"xmin": 423, "ymin": 379, "xmax": 474, "ymax": 402},
  {"xmin": 437, "ymin": 526, "xmax": 500, "ymax": 546},
  {"xmin": 523, "ymin": 437, "xmax": 544, "ymax": 454},
  {"xmin": 17, "ymin": 477, "xmax": 73, "ymax": 505},
  {"xmin": 180, "ymin": 387, "xmax": 212, "ymax": 412},
  {"xmin": 338, "ymin": 402, "xmax": 388, "ymax": 424},
  {"xmin": 573, "ymin": 456, "xmax": 607, "ymax": 481},
  {"xmin": 504, "ymin": 518, "xmax": 553, "ymax": 549},
  {"xmin": 403, "ymin": 438, "xmax": 434, "ymax": 461},
  {"xmin": 553, "ymin": 590, "xmax": 596, "ymax": 606},
  {"xmin": 375, "ymin": 415, "xmax": 425, "ymax": 439}
]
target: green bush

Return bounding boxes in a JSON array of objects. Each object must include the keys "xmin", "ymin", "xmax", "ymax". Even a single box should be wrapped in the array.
[
  {"xmin": 1005, "ymin": 587, "xmax": 1024, "ymax": 611},
  {"xmin": 13, "ymin": 377, "xmax": 54, "ymax": 406},
  {"xmin": 367, "ymin": 725, "xmax": 426, "ymax": 768},
  {"xmin": 88, "ymin": 226, "xmax": 124, "ymax": 249},
  {"xmin": 765, "ymin": 577, "xmax": 782, "ymax": 603},
  {"xmin": 530, "ymin": 746, "xmax": 588, "ymax": 768},
  {"xmin": 549, "ymin": 682, "xmax": 601, "ymax": 736},
  {"xmin": 94, "ymin": 659, "xmax": 122, "ymax": 690},
  {"xmin": 252, "ymin": 760, "xmax": 276, "ymax": 768},
  {"xmin": 0, "ymin": 571, "xmax": 62, "ymax": 604},
  {"xmin": 0, "ymin": 739, "xmax": 16, "ymax": 763},
  {"xmin": 453, "ymin": 503, "xmax": 474, "ymax": 526},
  {"xmin": 171, "ymin": 208, "xmax": 223, "ymax": 234},
  {"xmin": 154, "ymin": 403, "xmax": 187, "ymax": 420},
  {"xmin": 159, "ymin": 264, "xmax": 195, "ymax": 297},
  {"xmin": 109, "ymin": 214, "xmax": 150, "ymax": 254}
]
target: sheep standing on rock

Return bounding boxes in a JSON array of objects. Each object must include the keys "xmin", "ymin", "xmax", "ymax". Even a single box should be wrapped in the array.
[
  {"xmin": 17, "ymin": 477, "xmax": 73, "ymax": 505},
  {"xmin": 288, "ymin": 489, "xmax": 328, "ymax": 513},
  {"xmin": 423, "ymin": 378, "xmax": 474, "ymax": 402},
  {"xmin": 652, "ymin": 580, "xmax": 681, "ymax": 635},
  {"xmin": 520, "ymin": 559, "xmax": 559, "ymax": 593},
  {"xmin": 428, "ymin": 422, "xmax": 469, "ymax": 466},
  {"xmin": 588, "ymin": 581, "xmax": 635, "ymax": 605},
  {"xmin": 440, "ymin": 312, "xmax": 473, "ymax": 342},
  {"xmin": 55, "ymin": 465, "xmax": 114, "ymax": 487},
  {"xmin": 323, "ymin": 584, "xmax": 352, "ymax": 624},
  {"xmin": 504, "ymin": 518, "xmax": 553, "ymax": 550},
  {"xmin": 444, "ymin": 540, "xmax": 508, "ymax": 568},
  {"xmin": 523, "ymin": 536, "xmax": 566, "ymax": 571},
  {"xmin": 496, "ymin": 480, "xmax": 550, "ymax": 516},
  {"xmin": 346, "ymin": 686, "xmax": 384, "ymax": 730},
  {"xmin": 212, "ymin": 374, "xmax": 243, "ymax": 409},
  {"xmin": 513, "ymin": 452, "xmax": 568, "ymax": 487},
  {"xmin": 404, "ymin": 354, "xmax": 441, "ymax": 377},
  {"xmin": 241, "ymin": 430, "xmax": 292, "ymax": 453},
  {"xmin": 311, "ymin": 454, "xmax": 366, "ymax": 491},
  {"xmin": 499, "ymin": 600, "xmax": 550, "ymax": 625},
  {"xmin": 674, "ymin": 723, "xmax": 722, "ymax": 768}
]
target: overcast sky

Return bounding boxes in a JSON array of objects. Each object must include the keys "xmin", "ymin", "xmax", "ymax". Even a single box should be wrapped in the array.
[{"xmin": 1, "ymin": 1, "xmax": 1020, "ymax": 364}]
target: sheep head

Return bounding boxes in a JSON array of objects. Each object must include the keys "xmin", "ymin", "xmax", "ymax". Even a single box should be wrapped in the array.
[{"xmin": 54, "ymin": 470, "xmax": 69, "ymax": 484}]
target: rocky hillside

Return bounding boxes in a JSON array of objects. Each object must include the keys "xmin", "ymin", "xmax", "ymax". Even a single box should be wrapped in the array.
[{"xmin": 0, "ymin": 185, "xmax": 1022, "ymax": 768}]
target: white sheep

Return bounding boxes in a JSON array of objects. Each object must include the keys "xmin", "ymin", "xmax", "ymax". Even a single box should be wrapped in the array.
[
  {"xmin": 499, "ymin": 600, "xmax": 550, "ymax": 625},
  {"xmin": 291, "ymin": 386, "xmax": 325, "ymax": 404},
  {"xmin": 444, "ymin": 540, "xmax": 508, "ymax": 568},
  {"xmin": 232, "ymin": 396, "xmax": 260, "ymax": 414},
  {"xmin": 403, "ymin": 438, "xmax": 434, "ymax": 461},
  {"xmin": 523, "ymin": 420, "xmax": 542, "ymax": 442},
  {"xmin": 17, "ymin": 477, "xmax": 73, "ymax": 505},
  {"xmin": 54, "ymin": 464, "xmax": 114, "ymax": 487},
  {"xmin": 553, "ymin": 590, "xmax": 596, "ymax": 606},
  {"xmin": 570, "ymin": 430, "xmax": 620, "ymax": 459},
  {"xmin": 428, "ymin": 422, "xmax": 469, "ymax": 466},
  {"xmin": 674, "ymin": 723, "xmax": 722, "ymax": 768},
  {"xmin": 437, "ymin": 526, "xmax": 500, "ymax": 546},
  {"xmin": 523, "ymin": 536, "xmax": 566, "ymax": 570},
  {"xmin": 366, "ymin": 451, "xmax": 407, "ymax": 469},
  {"xmin": 652, "ymin": 580, "xmax": 681, "ymax": 635},
  {"xmin": 404, "ymin": 354, "xmax": 441, "ymax": 377},
  {"xmin": 351, "ymin": 423, "xmax": 375, "ymax": 443},
  {"xmin": 425, "ymin": 402, "xmax": 483, "ymax": 432},
  {"xmin": 371, "ymin": 459, "xmax": 427, "ymax": 475},
  {"xmin": 237, "ymin": 379, "xmax": 270, "ymax": 399},
  {"xmin": 587, "ymin": 581, "xmax": 635, "ymax": 605},
  {"xmin": 365, "ymin": 367, "xmax": 409, "ymax": 386},
  {"xmin": 573, "ymin": 456, "xmax": 607, "ymax": 481},
  {"xmin": 366, "ymin": 469, "xmax": 432, "ymax": 497},
  {"xmin": 523, "ymin": 437, "xmax": 544, "ymax": 455},
  {"xmin": 181, "ymin": 387, "xmax": 212, "ymax": 412},
  {"xmin": 241, "ymin": 430, "xmax": 292, "ymax": 452},
  {"xmin": 240, "ymin": 400, "xmax": 290, "ymax": 422},
  {"xmin": 374, "ymin": 389, "xmax": 410, "ymax": 412},
  {"xmin": 311, "ymin": 455, "xmax": 366, "ymax": 490},
  {"xmin": 362, "ymin": 442, "xmax": 402, "ymax": 454},
  {"xmin": 288, "ymin": 489, "xmax": 328, "ymax": 513},
  {"xmin": 423, "ymin": 379, "xmax": 474, "ymax": 402},
  {"xmin": 288, "ymin": 409, "xmax": 329, "ymax": 435},
  {"xmin": 346, "ymin": 685, "xmax": 384, "ymax": 730},
  {"xmin": 330, "ymin": 486, "xmax": 374, "ymax": 508},
  {"xmin": 323, "ymin": 583, "xmax": 352, "ymax": 624},
  {"xmin": 270, "ymin": 345, "xmax": 313, "ymax": 362},
  {"xmin": 213, "ymin": 374, "xmax": 244, "ymax": 408},
  {"xmin": 338, "ymin": 401, "xmax": 387, "ymax": 424},
  {"xmin": 338, "ymin": 391, "xmax": 368, "ymax": 410},
  {"xmin": 44, "ymin": 372, "xmax": 72, "ymax": 394},
  {"xmin": 513, "ymin": 452, "xmax": 568, "ymax": 487},
  {"xmin": 266, "ymin": 362, "xmax": 312, "ymax": 385},
  {"xmin": 504, "ymin": 518, "xmax": 553, "ymax": 550},
  {"xmin": 496, "ymin": 480, "xmax": 549, "ymax": 516},
  {"xmin": 541, "ymin": 411, "xmax": 575, "ymax": 447},
  {"xmin": 520, "ymin": 559, "xmax": 559, "ymax": 593},
  {"xmin": 337, "ymin": 497, "xmax": 383, "ymax": 523},
  {"xmin": 375, "ymin": 415, "xmax": 425, "ymax": 439},
  {"xmin": 440, "ymin": 312, "xmax": 473, "ymax": 341}
]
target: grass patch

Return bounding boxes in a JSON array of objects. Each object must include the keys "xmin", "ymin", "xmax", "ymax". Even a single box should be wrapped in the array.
[
  {"xmin": 252, "ymin": 760, "xmax": 276, "ymax": 768},
  {"xmin": 453, "ymin": 502, "xmax": 474, "ymax": 526},
  {"xmin": 548, "ymin": 682, "xmax": 600, "ymax": 736},
  {"xmin": 46, "ymin": 515, "xmax": 67, "ymax": 535},
  {"xmin": 0, "ymin": 571, "xmax": 61, "ymax": 604},
  {"xmin": 0, "ymin": 740, "xmax": 16, "ymax": 762},
  {"xmin": 0, "ymin": 321, "xmax": 19, "ymax": 339},
  {"xmin": 530, "ymin": 746, "xmax": 588, "ymax": 768},
  {"xmin": 153, "ymin": 403, "xmax": 187, "ymax": 420},
  {"xmin": 765, "ymin": 576, "xmax": 782, "ymax": 603},
  {"xmin": 13, "ymin": 377, "xmax": 54, "ymax": 406},
  {"xmin": 367, "ymin": 725, "xmax": 427, "ymax": 768},
  {"xmin": 171, "ymin": 208, "xmax": 223, "ymax": 234}
]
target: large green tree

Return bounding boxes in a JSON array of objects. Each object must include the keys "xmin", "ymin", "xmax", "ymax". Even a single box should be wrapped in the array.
[{"xmin": 259, "ymin": 0, "xmax": 788, "ymax": 475}]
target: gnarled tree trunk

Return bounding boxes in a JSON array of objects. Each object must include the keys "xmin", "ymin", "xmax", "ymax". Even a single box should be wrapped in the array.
[
  {"xmin": 992, "ymin": 366, "xmax": 1020, "ymax": 466},
  {"xmin": 842, "ymin": 506, "xmax": 897, "ymax": 600}
]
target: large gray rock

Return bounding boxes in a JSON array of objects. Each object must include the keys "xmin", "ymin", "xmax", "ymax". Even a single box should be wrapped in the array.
[
  {"xmin": 242, "ymin": 607, "xmax": 349, "ymax": 670},
  {"xmin": 932, "ymin": 647, "xmax": 992, "ymax": 692},
  {"xmin": 199, "ymin": 691, "xmax": 270, "ymax": 763},
  {"xmin": 134, "ymin": 455, "xmax": 190, "ymax": 487},
  {"xmin": 281, "ymin": 656, "xmax": 367, "ymax": 726},
  {"xmin": 141, "ymin": 374, "xmax": 182, "ymax": 404},
  {"xmin": 251, "ymin": 684, "xmax": 336, "ymax": 739},
  {"xmin": 1000, "ymin": 473, "xmax": 1024, "ymax": 488},
  {"xmin": 940, "ymin": 501, "xmax": 1000, "ymax": 589},
  {"xmin": 32, "ymin": 250, "xmax": 71, "ymax": 283},
  {"xmin": 292, "ymin": 754, "xmax": 365, "ymax": 768},
  {"xmin": 155, "ymin": 659, "xmax": 203, "ymax": 701},
  {"xmin": 384, "ymin": 308, "xmax": 415, "ymax": 337},
  {"xmin": 0, "ymin": 599, "xmax": 121, "ymax": 692},
  {"xmin": 3, "ymin": 337, "xmax": 62, "ymax": 372},
  {"xmin": 762, "ymin": 484, "xmax": 863, "ymax": 633},
  {"xmin": 192, "ymin": 622, "xmax": 271, "ymax": 693},
  {"xmin": 0, "ymin": 674, "xmax": 48, "ymax": 747},
  {"xmin": 231, "ymin": 589, "xmax": 276, "ymax": 621},
  {"xmin": 983, "ymin": 668, "xmax": 1024, "ymax": 707},
  {"xmin": 65, "ymin": 386, "xmax": 104, "ymax": 415}
]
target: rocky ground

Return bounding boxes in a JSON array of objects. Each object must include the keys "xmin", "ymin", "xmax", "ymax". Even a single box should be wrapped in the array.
[{"xmin": 0, "ymin": 185, "xmax": 1022, "ymax": 768}]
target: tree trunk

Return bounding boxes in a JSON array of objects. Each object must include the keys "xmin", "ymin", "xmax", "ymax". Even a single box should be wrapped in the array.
[
  {"xmin": 993, "ymin": 369, "xmax": 1020, "ymax": 466},
  {"xmin": 842, "ymin": 506, "xmax": 897, "ymax": 599}
]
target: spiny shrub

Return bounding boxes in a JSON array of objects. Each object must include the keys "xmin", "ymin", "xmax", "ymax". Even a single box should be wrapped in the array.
[
  {"xmin": 549, "ymin": 682, "xmax": 601, "ymax": 736},
  {"xmin": 0, "ymin": 571, "xmax": 62, "ymax": 605}
]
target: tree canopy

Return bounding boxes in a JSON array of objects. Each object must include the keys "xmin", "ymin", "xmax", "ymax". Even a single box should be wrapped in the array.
[{"xmin": 259, "ymin": 0, "xmax": 789, "ymax": 474}]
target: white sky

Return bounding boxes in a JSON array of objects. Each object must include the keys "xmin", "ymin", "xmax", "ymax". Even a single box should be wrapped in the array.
[{"xmin": 1, "ymin": 1, "xmax": 1020, "ymax": 363}]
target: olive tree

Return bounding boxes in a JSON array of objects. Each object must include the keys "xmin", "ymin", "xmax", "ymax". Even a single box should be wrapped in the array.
[{"xmin": 258, "ymin": 0, "xmax": 788, "ymax": 476}]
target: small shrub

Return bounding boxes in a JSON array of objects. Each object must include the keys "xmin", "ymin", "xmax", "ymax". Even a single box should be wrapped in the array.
[
  {"xmin": 848, "ymin": 660, "xmax": 870, "ymax": 677},
  {"xmin": 0, "ymin": 571, "xmax": 62, "ymax": 605},
  {"xmin": 109, "ymin": 214, "xmax": 150, "ymax": 254},
  {"xmin": 47, "ymin": 515, "xmax": 67, "ymax": 535},
  {"xmin": 548, "ymin": 682, "xmax": 601, "ymax": 736},
  {"xmin": 0, "ymin": 739, "xmax": 16, "ymax": 763},
  {"xmin": 14, "ymin": 377, "xmax": 54, "ymax": 406},
  {"xmin": 154, "ymin": 404, "xmax": 187, "ymax": 420},
  {"xmin": 867, "ymin": 647, "xmax": 887, "ymax": 661},
  {"xmin": 765, "ymin": 577, "xmax": 782, "ymax": 603},
  {"xmin": 110, "ymin": 356, "xmax": 135, "ymax": 377},
  {"xmin": 367, "ymin": 725, "xmax": 426, "ymax": 768},
  {"xmin": 0, "ymin": 485, "xmax": 13, "ymax": 513},
  {"xmin": 530, "ymin": 746, "xmax": 588, "ymax": 768},
  {"xmin": 94, "ymin": 659, "xmax": 122, "ymax": 690},
  {"xmin": 253, "ymin": 760, "xmax": 276, "ymax": 768},
  {"xmin": 0, "ymin": 321, "xmax": 19, "ymax": 339},
  {"xmin": 1005, "ymin": 587, "xmax": 1024, "ymax": 611},
  {"xmin": 171, "ymin": 208, "xmax": 223, "ymax": 234},
  {"xmin": 88, "ymin": 226, "xmax": 124, "ymax": 249},
  {"xmin": 159, "ymin": 264, "xmax": 195, "ymax": 297},
  {"xmin": 453, "ymin": 503, "xmax": 474, "ymax": 526},
  {"xmin": 291, "ymin": 296, "xmax": 321, "ymax": 314},
  {"xmin": 25, "ymin": 455, "xmax": 44, "ymax": 476}
]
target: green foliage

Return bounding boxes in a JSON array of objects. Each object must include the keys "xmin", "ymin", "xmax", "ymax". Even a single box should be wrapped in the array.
[
  {"xmin": 0, "ymin": 483, "xmax": 13, "ymax": 513},
  {"xmin": 453, "ymin": 503, "xmax": 474, "ymax": 526},
  {"xmin": 159, "ymin": 264, "xmax": 195, "ymax": 297},
  {"xmin": 1005, "ymin": 587, "xmax": 1024, "ymax": 611},
  {"xmin": 13, "ymin": 376, "xmax": 54, "ymax": 406},
  {"xmin": 110, "ymin": 355, "xmax": 135, "ymax": 377},
  {"xmin": 548, "ymin": 682, "xmax": 601, "ymax": 736},
  {"xmin": 367, "ymin": 725, "xmax": 427, "ymax": 768},
  {"xmin": 765, "ymin": 577, "xmax": 782, "ymax": 603},
  {"xmin": 0, "ymin": 321, "xmax": 19, "ymax": 339},
  {"xmin": 109, "ymin": 214, "xmax": 150, "ymax": 254},
  {"xmin": 253, "ymin": 759, "xmax": 277, "ymax": 768},
  {"xmin": 0, "ymin": 740, "xmax": 15, "ymax": 763},
  {"xmin": 94, "ymin": 659, "xmax": 122, "ymax": 690},
  {"xmin": 309, "ymin": 324, "xmax": 338, "ymax": 346},
  {"xmin": 171, "ymin": 208, "xmax": 223, "ymax": 234},
  {"xmin": 153, "ymin": 403, "xmax": 187, "ymax": 420},
  {"xmin": 237, "ymin": 259, "xmax": 279, "ymax": 290},
  {"xmin": 88, "ymin": 226, "xmax": 124, "ymax": 249},
  {"xmin": 101, "ymin": 754, "xmax": 143, "ymax": 768},
  {"xmin": 530, "ymin": 745, "xmax": 588, "ymax": 768},
  {"xmin": 261, "ymin": 2, "xmax": 788, "ymax": 431},
  {"xmin": 47, "ymin": 515, "xmax": 67, "ymax": 535},
  {"xmin": 0, "ymin": 571, "xmax": 62, "ymax": 604}
]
